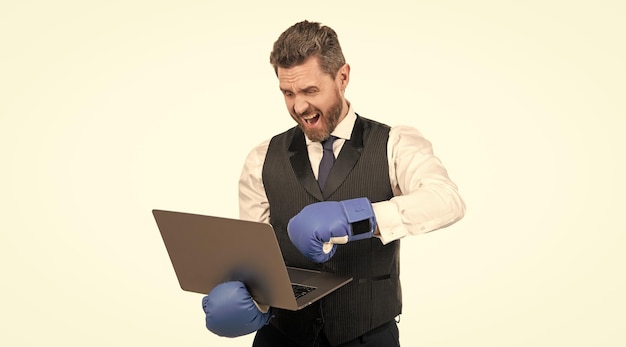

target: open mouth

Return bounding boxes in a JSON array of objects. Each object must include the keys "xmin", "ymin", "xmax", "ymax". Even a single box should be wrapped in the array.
[{"xmin": 302, "ymin": 113, "xmax": 321, "ymax": 125}]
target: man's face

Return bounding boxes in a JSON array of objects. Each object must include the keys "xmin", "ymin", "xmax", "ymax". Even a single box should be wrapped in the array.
[{"xmin": 277, "ymin": 56, "xmax": 349, "ymax": 142}]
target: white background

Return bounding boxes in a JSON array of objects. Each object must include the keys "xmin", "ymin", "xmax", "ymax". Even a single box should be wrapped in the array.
[{"xmin": 1, "ymin": 1, "xmax": 624, "ymax": 346}]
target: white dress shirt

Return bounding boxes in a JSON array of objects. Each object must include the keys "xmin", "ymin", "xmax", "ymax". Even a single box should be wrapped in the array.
[{"xmin": 238, "ymin": 105, "xmax": 465, "ymax": 244}]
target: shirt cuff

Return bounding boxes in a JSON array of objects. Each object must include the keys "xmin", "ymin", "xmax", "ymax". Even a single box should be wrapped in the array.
[{"xmin": 372, "ymin": 200, "xmax": 407, "ymax": 245}]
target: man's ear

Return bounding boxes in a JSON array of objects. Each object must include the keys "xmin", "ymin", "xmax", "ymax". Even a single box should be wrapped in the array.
[{"xmin": 337, "ymin": 63, "xmax": 350, "ymax": 91}]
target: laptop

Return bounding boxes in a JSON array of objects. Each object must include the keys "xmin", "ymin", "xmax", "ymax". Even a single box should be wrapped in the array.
[{"xmin": 152, "ymin": 209, "xmax": 352, "ymax": 311}]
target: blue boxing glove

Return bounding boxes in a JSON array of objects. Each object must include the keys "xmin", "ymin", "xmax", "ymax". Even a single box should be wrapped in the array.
[
  {"xmin": 201, "ymin": 281, "xmax": 271, "ymax": 337},
  {"xmin": 287, "ymin": 197, "xmax": 377, "ymax": 263}
]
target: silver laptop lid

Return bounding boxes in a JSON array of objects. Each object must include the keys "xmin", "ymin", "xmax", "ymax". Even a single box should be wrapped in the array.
[{"xmin": 152, "ymin": 209, "xmax": 299, "ymax": 310}]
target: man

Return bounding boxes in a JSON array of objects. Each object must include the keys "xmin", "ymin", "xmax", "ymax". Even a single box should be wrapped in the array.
[{"xmin": 201, "ymin": 20, "xmax": 465, "ymax": 346}]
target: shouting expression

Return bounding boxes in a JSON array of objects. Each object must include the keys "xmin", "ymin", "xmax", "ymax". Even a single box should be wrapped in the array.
[{"xmin": 277, "ymin": 56, "xmax": 350, "ymax": 142}]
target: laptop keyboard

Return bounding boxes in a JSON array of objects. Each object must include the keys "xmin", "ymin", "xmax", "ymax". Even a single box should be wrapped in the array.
[{"xmin": 292, "ymin": 283, "xmax": 316, "ymax": 299}]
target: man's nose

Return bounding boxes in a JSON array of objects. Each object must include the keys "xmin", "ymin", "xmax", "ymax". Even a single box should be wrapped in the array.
[{"xmin": 293, "ymin": 96, "xmax": 310, "ymax": 116}]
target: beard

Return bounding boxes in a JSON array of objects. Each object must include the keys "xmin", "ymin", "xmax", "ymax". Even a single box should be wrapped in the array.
[{"xmin": 296, "ymin": 89, "xmax": 345, "ymax": 142}]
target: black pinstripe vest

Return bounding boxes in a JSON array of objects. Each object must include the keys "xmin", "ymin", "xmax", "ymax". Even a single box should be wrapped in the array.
[{"xmin": 261, "ymin": 115, "xmax": 402, "ymax": 346}]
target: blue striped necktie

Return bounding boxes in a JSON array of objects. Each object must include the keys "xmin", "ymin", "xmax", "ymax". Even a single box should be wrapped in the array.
[{"xmin": 318, "ymin": 135, "xmax": 337, "ymax": 190}]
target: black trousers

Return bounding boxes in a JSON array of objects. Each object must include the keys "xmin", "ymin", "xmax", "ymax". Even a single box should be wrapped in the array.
[{"xmin": 252, "ymin": 320, "xmax": 400, "ymax": 347}]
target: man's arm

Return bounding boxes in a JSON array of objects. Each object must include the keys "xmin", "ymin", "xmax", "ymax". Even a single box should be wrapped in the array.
[
  {"xmin": 373, "ymin": 125, "xmax": 466, "ymax": 244},
  {"xmin": 239, "ymin": 139, "xmax": 271, "ymax": 223}
]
